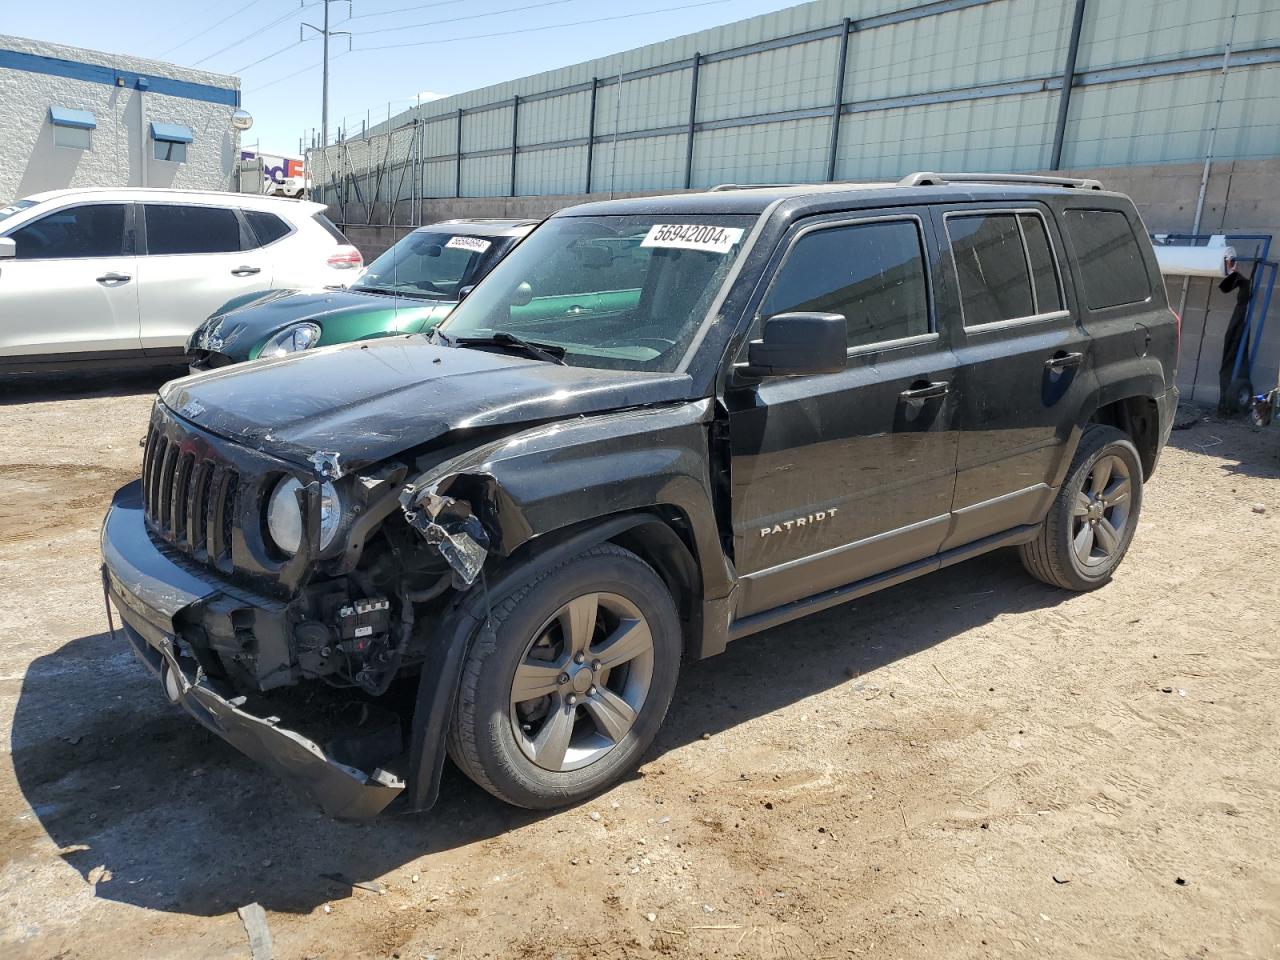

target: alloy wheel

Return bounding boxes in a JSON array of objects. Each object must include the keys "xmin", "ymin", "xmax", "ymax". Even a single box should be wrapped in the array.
[
  {"xmin": 1071, "ymin": 453, "xmax": 1132, "ymax": 567},
  {"xmin": 509, "ymin": 592, "xmax": 655, "ymax": 772}
]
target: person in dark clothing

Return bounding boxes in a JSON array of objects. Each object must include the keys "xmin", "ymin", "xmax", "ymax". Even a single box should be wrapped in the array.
[{"xmin": 1218, "ymin": 257, "xmax": 1253, "ymax": 413}]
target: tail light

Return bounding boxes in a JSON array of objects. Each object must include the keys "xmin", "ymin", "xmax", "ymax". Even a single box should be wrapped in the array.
[
  {"xmin": 327, "ymin": 245, "xmax": 363, "ymax": 270},
  {"xmin": 1171, "ymin": 308, "xmax": 1182, "ymax": 352}
]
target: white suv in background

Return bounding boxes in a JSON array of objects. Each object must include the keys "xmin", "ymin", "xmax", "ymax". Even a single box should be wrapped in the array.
[{"xmin": 0, "ymin": 188, "xmax": 362, "ymax": 373}]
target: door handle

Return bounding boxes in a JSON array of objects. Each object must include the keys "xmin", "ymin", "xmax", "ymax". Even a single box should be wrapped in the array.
[
  {"xmin": 1045, "ymin": 351, "xmax": 1084, "ymax": 371},
  {"xmin": 231, "ymin": 265, "xmax": 262, "ymax": 276},
  {"xmin": 96, "ymin": 272, "xmax": 131, "ymax": 284},
  {"xmin": 899, "ymin": 380, "xmax": 950, "ymax": 401}
]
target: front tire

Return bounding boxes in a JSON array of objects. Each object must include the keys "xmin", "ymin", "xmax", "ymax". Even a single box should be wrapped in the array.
[
  {"xmin": 1019, "ymin": 424, "xmax": 1144, "ymax": 591},
  {"xmin": 447, "ymin": 543, "xmax": 681, "ymax": 808}
]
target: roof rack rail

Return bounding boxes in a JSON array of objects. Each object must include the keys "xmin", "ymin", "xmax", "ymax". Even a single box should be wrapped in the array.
[
  {"xmin": 897, "ymin": 171, "xmax": 1104, "ymax": 191},
  {"xmin": 707, "ymin": 183, "xmax": 801, "ymax": 192}
]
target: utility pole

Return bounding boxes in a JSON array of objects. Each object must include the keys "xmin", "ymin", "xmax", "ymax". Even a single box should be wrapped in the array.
[{"xmin": 302, "ymin": 1, "xmax": 352, "ymax": 149}]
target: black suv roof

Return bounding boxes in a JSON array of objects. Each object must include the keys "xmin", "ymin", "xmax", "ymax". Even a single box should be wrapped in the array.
[{"xmin": 561, "ymin": 172, "xmax": 1123, "ymax": 218}]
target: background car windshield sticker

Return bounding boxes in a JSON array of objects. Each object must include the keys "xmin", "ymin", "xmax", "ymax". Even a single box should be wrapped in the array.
[
  {"xmin": 445, "ymin": 236, "xmax": 492, "ymax": 254},
  {"xmin": 641, "ymin": 224, "xmax": 745, "ymax": 254}
]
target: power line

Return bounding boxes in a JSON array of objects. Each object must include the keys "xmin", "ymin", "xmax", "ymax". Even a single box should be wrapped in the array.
[
  {"xmin": 245, "ymin": 48, "xmax": 350, "ymax": 94},
  {"xmin": 357, "ymin": 0, "xmax": 576, "ymax": 34},
  {"xmin": 347, "ymin": 0, "xmax": 462, "ymax": 20},
  {"xmin": 193, "ymin": 2, "xmax": 321, "ymax": 67},
  {"xmin": 231, "ymin": 38, "xmax": 306, "ymax": 74},
  {"xmin": 159, "ymin": 0, "xmax": 268, "ymax": 57},
  {"xmin": 352, "ymin": 0, "xmax": 732, "ymax": 53}
]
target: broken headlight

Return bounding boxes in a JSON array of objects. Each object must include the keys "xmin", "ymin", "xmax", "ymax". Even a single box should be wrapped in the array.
[{"xmin": 267, "ymin": 476, "xmax": 341, "ymax": 555}]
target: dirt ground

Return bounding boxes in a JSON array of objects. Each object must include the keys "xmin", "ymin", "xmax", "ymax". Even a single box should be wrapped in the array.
[{"xmin": 0, "ymin": 369, "xmax": 1277, "ymax": 960}]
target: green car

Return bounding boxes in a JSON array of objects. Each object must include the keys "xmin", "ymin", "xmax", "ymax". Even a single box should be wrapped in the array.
[{"xmin": 186, "ymin": 219, "xmax": 538, "ymax": 371}]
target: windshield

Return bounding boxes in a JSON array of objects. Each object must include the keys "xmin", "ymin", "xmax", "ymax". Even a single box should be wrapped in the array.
[
  {"xmin": 438, "ymin": 214, "xmax": 755, "ymax": 372},
  {"xmin": 0, "ymin": 199, "xmax": 38, "ymax": 225},
  {"xmin": 352, "ymin": 231, "xmax": 505, "ymax": 300}
]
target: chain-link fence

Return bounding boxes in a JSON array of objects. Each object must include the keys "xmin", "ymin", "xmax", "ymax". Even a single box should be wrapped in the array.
[{"xmin": 306, "ymin": 0, "xmax": 1280, "ymax": 227}]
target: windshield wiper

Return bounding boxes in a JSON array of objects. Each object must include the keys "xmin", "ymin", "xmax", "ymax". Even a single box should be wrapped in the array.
[
  {"xmin": 350, "ymin": 284, "xmax": 439, "ymax": 300},
  {"xmin": 449, "ymin": 331, "xmax": 566, "ymax": 365}
]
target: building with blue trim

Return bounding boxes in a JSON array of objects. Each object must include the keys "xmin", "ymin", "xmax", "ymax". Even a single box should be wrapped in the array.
[{"xmin": 0, "ymin": 35, "xmax": 241, "ymax": 201}]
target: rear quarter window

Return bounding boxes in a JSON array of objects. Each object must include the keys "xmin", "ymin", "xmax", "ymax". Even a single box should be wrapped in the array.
[
  {"xmin": 312, "ymin": 213, "xmax": 349, "ymax": 244},
  {"xmin": 1063, "ymin": 209, "xmax": 1151, "ymax": 310},
  {"xmin": 244, "ymin": 210, "xmax": 292, "ymax": 247}
]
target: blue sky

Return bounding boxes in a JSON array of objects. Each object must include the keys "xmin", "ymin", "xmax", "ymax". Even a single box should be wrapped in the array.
[{"xmin": 7, "ymin": 0, "xmax": 799, "ymax": 156}]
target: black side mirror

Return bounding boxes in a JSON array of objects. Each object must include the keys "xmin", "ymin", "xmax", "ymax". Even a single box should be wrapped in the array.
[
  {"xmin": 741, "ymin": 312, "xmax": 847, "ymax": 378},
  {"xmin": 457, "ymin": 284, "xmax": 475, "ymax": 301}
]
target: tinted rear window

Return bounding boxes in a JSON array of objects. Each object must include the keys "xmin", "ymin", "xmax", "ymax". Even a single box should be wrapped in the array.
[
  {"xmin": 312, "ymin": 213, "xmax": 349, "ymax": 244},
  {"xmin": 145, "ymin": 204, "xmax": 242, "ymax": 255},
  {"xmin": 244, "ymin": 210, "xmax": 292, "ymax": 247},
  {"xmin": 1063, "ymin": 209, "xmax": 1150, "ymax": 309}
]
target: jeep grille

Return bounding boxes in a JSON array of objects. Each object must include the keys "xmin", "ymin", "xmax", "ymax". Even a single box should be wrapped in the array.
[{"xmin": 141, "ymin": 425, "xmax": 239, "ymax": 569}]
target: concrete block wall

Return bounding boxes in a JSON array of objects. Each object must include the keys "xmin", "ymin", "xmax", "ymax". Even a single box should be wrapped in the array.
[
  {"xmin": 0, "ymin": 35, "xmax": 240, "ymax": 200},
  {"xmin": 339, "ymin": 159, "xmax": 1280, "ymax": 405}
]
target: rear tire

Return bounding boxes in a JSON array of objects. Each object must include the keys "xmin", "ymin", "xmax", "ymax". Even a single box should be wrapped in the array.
[
  {"xmin": 446, "ymin": 544, "xmax": 681, "ymax": 809},
  {"xmin": 1019, "ymin": 424, "xmax": 1143, "ymax": 591}
]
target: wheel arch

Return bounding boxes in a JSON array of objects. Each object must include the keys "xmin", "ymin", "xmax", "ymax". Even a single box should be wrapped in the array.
[
  {"xmin": 492, "ymin": 505, "xmax": 710, "ymax": 659},
  {"xmin": 403, "ymin": 504, "xmax": 722, "ymax": 814},
  {"xmin": 1089, "ymin": 394, "xmax": 1161, "ymax": 480}
]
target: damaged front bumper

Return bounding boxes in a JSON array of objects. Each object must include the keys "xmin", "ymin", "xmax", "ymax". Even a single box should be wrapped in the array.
[{"xmin": 100, "ymin": 480, "xmax": 404, "ymax": 819}]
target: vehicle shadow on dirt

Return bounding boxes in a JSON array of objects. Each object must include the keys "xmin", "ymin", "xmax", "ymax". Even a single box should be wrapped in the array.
[
  {"xmin": 1167, "ymin": 417, "xmax": 1280, "ymax": 480},
  {"xmin": 10, "ymin": 550, "xmax": 1068, "ymax": 918},
  {"xmin": 0, "ymin": 366, "xmax": 184, "ymax": 405}
]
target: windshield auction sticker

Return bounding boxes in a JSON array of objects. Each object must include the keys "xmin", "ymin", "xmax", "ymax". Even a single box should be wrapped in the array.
[
  {"xmin": 445, "ymin": 236, "xmax": 492, "ymax": 254},
  {"xmin": 641, "ymin": 224, "xmax": 745, "ymax": 254}
]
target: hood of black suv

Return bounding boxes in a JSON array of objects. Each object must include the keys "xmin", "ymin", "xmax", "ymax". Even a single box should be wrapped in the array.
[{"xmin": 162, "ymin": 337, "xmax": 694, "ymax": 473}]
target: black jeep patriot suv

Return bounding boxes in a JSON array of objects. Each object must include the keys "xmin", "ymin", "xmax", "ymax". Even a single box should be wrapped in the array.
[{"xmin": 101, "ymin": 172, "xmax": 1178, "ymax": 818}]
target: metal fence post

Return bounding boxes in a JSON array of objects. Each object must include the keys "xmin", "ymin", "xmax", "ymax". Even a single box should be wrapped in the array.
[
  {"xmin": 510, "ymin": 95, "xmax": 520, "ymax": 197},
  {"xmin": 455, "ymin": 108, "xmax": 464, "ymax": 198},
  {"xmin": 585, "ymin": 77, "xmax": 598, "ymax": 193},
  {"xmin": 1050, "ymin": 0, "xmax": 1088, "ymax": 170},
  {"xmin": 684, "ymin": 54, "xmax": 701, "ymax": 189},
  {"xmin": 826, "ymin": 18, "xmax": 851, "ymax": 182}
]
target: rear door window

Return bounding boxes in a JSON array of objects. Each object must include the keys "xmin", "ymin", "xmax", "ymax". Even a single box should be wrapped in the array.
[
  {"xmin": 762, "ymin": 218, "xmax": 931, "ymax": 351},
  {"xmin": 144, "ymin": 204, "xmax": 242, "ymax": 255},
  {"xmin": 1062, "ymin": 209, "xmax": 1150, "ymax": 309},
  {"xmin": 947, "ymin": 211, "xmax": 1066, "ymax": 325},
  {"xmin": 9, "ymin": 204, "xmax": 126, "ymax": 259},
  {"xmin": 946, "ymin": 214, "xmax": 1034, "ymax": 326}
]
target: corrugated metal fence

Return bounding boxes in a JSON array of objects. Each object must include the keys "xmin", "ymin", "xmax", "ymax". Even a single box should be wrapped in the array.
[{"xmin": 308, "ymin": 0, "xmax": 1280, "ymax": 225}]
